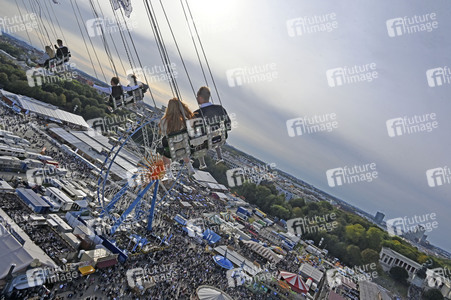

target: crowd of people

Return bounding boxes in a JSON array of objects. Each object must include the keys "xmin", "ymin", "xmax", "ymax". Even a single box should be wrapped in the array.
[
  {"xmin": 0, "ymin": 193, "xmax": 73, "ymax": 265},
  {"xmin": 0, "ymin": 93, "xmax": 307, "ymax": 299}
]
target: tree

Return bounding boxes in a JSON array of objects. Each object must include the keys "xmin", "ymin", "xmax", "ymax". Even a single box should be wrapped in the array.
[
  {"xmin": 0, "ymin": 72, "xmax": 8, "ymax": 83},
  {"xmin": 366, "ymin": 227, "xmax": 384, "ymax": 251},
  {"xmin": 346, "ymin": 245, "xmax": 362, "ymax": 266},
  {"xmin": 289, "ymin": 198, "xmax": 305, "ymax": 208},
  {"xmin": 269, "ymin": 204, "xmax": 290, "ymax": 220},
  {"xmin": 422, "ymin": 289, "xmax": 444, "ymax": 300},
  {"xmin": 306, "ymin": 202, "xmax": 319, "ymax": 211},
  {"xmin": 57, "ymin": 94, "xmax": 67, "ymax": 106},
  {"xmin": 83, "ymin": 105, "xmax": 104, "ymax": 120},
  {"xmin": 46, "ymin": 92, "xmax": 58, "ymax": 105},
  {"xmin": 389, "ymin": 266, "xmax": 409, "ymax": 285},
  {"xmin": 318, "ymin": 201, "xmax": 333, "ymax": 211},
  {"xmin": 417, "ymin": 254, "xmax": 429, "ymax": 265},
  {"xmin": 261, "ymin": 182, "xmax": 277, "ymax": 194},
  {"xmin": 292, "ymin": 207, "xmax": 303, "ymax": 218},
  {"xmin": 361, "ymin": 248, "xmax": 379, "ymax": 264},
  {"xmin": 345, "ymin": 224, "xmax": 366, "ymax": 245},
  {"xmin": 331, "ymin": 242, "xmax": 347, "ymax": 260}
]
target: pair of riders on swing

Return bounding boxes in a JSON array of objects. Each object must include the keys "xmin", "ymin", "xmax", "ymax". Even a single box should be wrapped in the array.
[
  {"xmin": 92, "ymin": 77, "xmax": 230, "ymax": 174},
  {"xmin": 159, "ymin": 86, "xmax": 231, "ymax": 175},
  {"xmin": 38, "ymin": 39, "xmax": 71, "ymax": 69},
  {"xmin": 91, "ymin": 75, "xmax": 149, "ymax": 111}
]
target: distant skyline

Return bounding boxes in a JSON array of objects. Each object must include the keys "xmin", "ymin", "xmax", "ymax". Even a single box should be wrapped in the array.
[{"xmin": 2, "ymin": 0, "xmax": 451, "ymax": 252}]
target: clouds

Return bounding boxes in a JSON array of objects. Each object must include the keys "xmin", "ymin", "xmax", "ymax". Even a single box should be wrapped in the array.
[{"xmin": 4, "ymin": 0, "xmax": 451, "ymax": 251}]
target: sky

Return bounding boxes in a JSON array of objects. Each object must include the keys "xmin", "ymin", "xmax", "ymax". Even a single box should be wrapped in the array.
[{"xmin": 2, "ymin": 0, "xmax": 450, "ymax": 252}]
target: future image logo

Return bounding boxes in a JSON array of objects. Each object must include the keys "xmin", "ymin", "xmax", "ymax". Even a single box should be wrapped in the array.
[
  {"xmin": 26, "ymin": 168, "xmax": 61, "ymax": 187},
  {"xmin": 25, "ymin": 265, "xmax": 79, "ymax": 287},
  {"xmin": 386, "ymin": 213, "xmax": 438, "ymax": 237},
  {"xmin": 26, "ymin": 68, "xmax": 45, "ymax": 87},
  {"xmin": 26, "ymin": 268, "xmax": 46, "ymax": 287},
  {"xmin": 326, "ymin": 163, "xmax": 378, "ymax": 187},
  {"xmin": 386, "ymin": 113, "xmax": 438, "ymax": 137},
  {"xmin": 86, "ymin": 16, "xmax": 138, "ymax": 37},
  {"xmin": 386, "ymin": 218, "xmax": 405, "ymax": 236},
  {"xmin": 226, "ymin": 164, "xmax": 277, "ymax": 187},
  {"xmin": 86, "ymin": 113, "xmax": 137, "ymax": 138},
  {"xmin": 126, "ymin": 63, "xmax": 177, "ymax": 83},
  {"xmin": 226, "ymin": 263, "xmax": 278, "ymax": 288},
  {"xmin": 0, "ymin": 13, "xmax": 38, "ymax": 36},
  {"xmin": 226, "ymin": 268, "xmax": 245, "ymax": 288},
  {"xmin": 326, "ymin": 268, "xmax": 342, "ymax": 288},
  {"xmin": 287, "ymin": 213, "xmax": 338, "ymax": 236},
  {"xmin": 286, "ymin": 113, "xmax": 338, "ymax": 137},
  {"xmin": 226, "ymin": 63, "xmax": 278, "ymax": 87},
  {"xmin": 226, "ymin": 168, "xmax": 245, "ymax": 187},
  {"xmin": 26, "ymin": 64, "xmax": 78, "ymax": 87},
  {"xmin": 126, "ymin": 263, "xmax": 178, "ymax": 290},
  {"xmin": 426, "ymin": 67, "xmax": 451, "ymax": 87},
  {"xmin": 327, "ymin": 264, "xmax": 378, "ymax": 288},
  {"xmin": 286, "ymin": 13, "xmax": 338, "ymax": 37},
  {"xmin": 326, "ymin": 63, "xmax": 378, "ymax": 87},
  {"xmin": 426, "ymin": 167, "xmax": 451, "ymax": 187},
  {"xmin": 386, "ymin": 13, "xmax": 438, "ymax": 38}
]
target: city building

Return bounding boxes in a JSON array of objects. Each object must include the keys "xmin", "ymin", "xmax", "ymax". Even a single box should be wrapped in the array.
[
  {"xmin": 192, "ymin": 170, "xmax": 228, "ymax": 192},
  {"xmin": 379, "ymin": 247, "xmax": 422, "ymax": 279},
  {"xmin": 299, "ymin": 263, "xmax": 323, "ymax": 283},
  {"xmin": 47, "ymin": 214, "xmax": 73, "ymax": 233},
  {"xmin": 374, "ymin": 211, "xmax": 385, "ymax": 224},
  {"xmin": 16, "ymin": 188, "xmax": 51, "ymax": 214},
  {"xmin": 45, "ymin": 187, "xmax": 74, "ymax": 211},
  {"xmin": 0, "ymin": 156, "xmax": 23, "ymax": 172},
  {"xmin": 275, "ymin": 186, "xmax": 294, "ymax": 201}
]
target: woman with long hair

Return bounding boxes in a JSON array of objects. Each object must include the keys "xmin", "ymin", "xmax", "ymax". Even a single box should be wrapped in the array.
[
  {"xmin": 159, "ymin": 98, "xmax": 195, "ymax": 176},
  {"xmin": 38, "ymin": 45, "xmax": 55, "ymax": 68}
]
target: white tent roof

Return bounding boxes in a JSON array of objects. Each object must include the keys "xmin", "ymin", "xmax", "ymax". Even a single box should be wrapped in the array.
[
  {"xmin": 0, "ymin": 208, "xmax": 56, "ymax": 279},
  {"xmin": 196, "ymin": 285, "xmax": 234, "ymax": 300},
  {"xmin": 192, "ymin": 170, "xmax": 219, "ymax": 184},
  {"xmin": 213, "ymin": 192, "xmax": 228, "ymax": 200},
  {"xmin": 0, "ymin": 180, "xmax": 14, "ymax": 192},
  {"xmin": 299, "ymin": 263, "xmax": 324, "ymax": 283},
  {"xmin": 1, "ymin": 89, "xmax": 89, "ymax": 129}
]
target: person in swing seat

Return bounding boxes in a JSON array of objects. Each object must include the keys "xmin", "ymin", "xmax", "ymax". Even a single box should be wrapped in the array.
[
  {"xmin": 193, "ymin": 86, "xmax": 231, "ymax": 168},
  {"xmin": 90, "ymin": 77, "xmax": 141, "ymax": 110},
  {"xmin": 158, "ymin": 98, "xmax": 196, "ymax": 177}
]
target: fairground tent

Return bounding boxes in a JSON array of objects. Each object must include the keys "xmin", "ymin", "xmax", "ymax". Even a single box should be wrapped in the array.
[
  {"xmin": 196, "ymin": 285, "xmax": 234, "ymax": 300},
  {"xmin": 212, "ymin": 255, "xmax": 233, "ymax": 270},
  {"xmin": 242, "ymin": 240, "xmax": 282, "ymax": 263},
  {"xmin": 279, "ymin": 271, "xmax": 309, "ymax": 294},
  {"xmin": 203, "ymin": 229, "xmax": 221, "ymax": 244}
]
